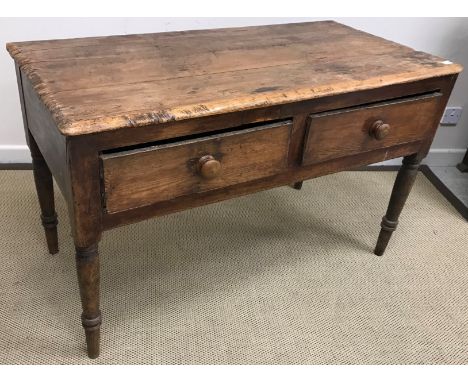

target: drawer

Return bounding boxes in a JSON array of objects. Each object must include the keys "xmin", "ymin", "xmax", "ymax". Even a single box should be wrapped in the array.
[
  {"xmin": 101, "ymin": 120, "xmax": 292, "ymax": 213},
  {"xmin": 302, "ymin": 92, "xmax": 442, "ymax": 165}
]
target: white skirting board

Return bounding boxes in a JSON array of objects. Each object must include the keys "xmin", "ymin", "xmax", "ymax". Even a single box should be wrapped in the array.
[
  {"xmin": 0, "ymin": 145, "xmax": 32, "ymax": 163},
  {"xmin": 0, "ymin": 145, "xmax": 466, "ymax": 167}
]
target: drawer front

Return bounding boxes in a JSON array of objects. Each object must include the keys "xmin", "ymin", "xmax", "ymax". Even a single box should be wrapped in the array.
[
  {"xmin": 302, "ymin": 92, "xmax": 442, "ymax": 165},
  {"xmin": 101, "ymin": 120, "xmax": 292, "ymax": 213}
]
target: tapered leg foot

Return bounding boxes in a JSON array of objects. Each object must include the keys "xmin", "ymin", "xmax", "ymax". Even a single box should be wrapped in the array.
[
  {"xmin": 29, "ymin": 130, "xmax": 59, "ymax": 254},
  {"xmin": 374, "ymin": 154, "xmax": 421, "ymax": 256},
  {"xmin": 374, "ymin": 217, "xmax": 398, "ymax": 256},
  {"xmin": 291, "ymin": 181, "xmax": 303, "ymax": 190},
  {"xmin": 76, "ymin": 244, "xmax": 101, "ymax": 359},
  {"xmin": 41, "ymin": 213, "xmax": 58, "ymax": 255},
  {"xmin": 82, "ymin": 314, "xmax": 101, "ymax": 359}
]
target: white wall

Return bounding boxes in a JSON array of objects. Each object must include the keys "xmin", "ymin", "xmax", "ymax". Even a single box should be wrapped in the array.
[{"xmin": 1, "ymin": 17, "xmax": 467, "ymax": 164}]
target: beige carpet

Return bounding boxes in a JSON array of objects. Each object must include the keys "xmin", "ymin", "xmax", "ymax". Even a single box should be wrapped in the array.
[{"xmin": 0, "ymin": 170, "xmax": 467, "ymax": 365}]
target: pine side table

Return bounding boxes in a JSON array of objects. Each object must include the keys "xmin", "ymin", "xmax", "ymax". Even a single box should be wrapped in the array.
[{"xmin": 7, "ymin": 21, "xmax": 462, "ymax": 358}]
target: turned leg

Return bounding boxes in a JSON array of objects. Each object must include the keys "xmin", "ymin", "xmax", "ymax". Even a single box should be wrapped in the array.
[
  {"xmin": 28, "ymin": 130, "xmax": 58, "ymax": 254},
  {"xmin": 76, "ymin": 244, "xmax": 101, "ymax": 359},
  {"xmin": 374, "ymin": 154, "xmax": 421, "ymax": 256}
]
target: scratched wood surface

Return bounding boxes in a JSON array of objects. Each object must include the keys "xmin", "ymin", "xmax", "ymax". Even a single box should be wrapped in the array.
[{"xmin": 7, "ymin": 21, "xmax": 462, "ymax": 136}]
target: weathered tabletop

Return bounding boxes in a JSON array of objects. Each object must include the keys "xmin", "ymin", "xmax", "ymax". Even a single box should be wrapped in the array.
[{"xmin": 7, "ymin": 21, "xmax": 462, "ymax": 136}]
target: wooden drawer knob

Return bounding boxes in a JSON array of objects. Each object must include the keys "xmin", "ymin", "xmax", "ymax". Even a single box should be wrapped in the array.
[
  {"xmin": 370, "ymin": 120, "xmax": 391, "ymax": 140},
  {"xmin": 198, "ymin": 155, "xmax": 221, "ymax": 179}
]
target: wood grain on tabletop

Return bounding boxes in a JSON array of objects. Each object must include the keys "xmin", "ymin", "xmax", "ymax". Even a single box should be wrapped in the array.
[{"xmin": 6, "ymin": 21, "xmax": 462, "ymax": 136}]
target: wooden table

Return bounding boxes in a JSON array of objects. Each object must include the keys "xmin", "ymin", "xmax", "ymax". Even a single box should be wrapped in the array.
[{"xmin": 7, "ymin": 21, "xmax": 462, "ymax": 358}]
